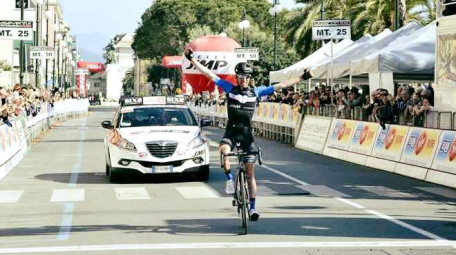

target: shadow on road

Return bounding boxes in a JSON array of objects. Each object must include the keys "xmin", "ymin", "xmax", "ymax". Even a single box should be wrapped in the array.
[{"xmin": 1, "ymin": 216, "xmax": 456, "ymax": 239}]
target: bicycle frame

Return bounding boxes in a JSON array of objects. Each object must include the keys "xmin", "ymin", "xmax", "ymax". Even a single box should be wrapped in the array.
[{"xmin": 221, "ymin": 143, "xmax": 263, "ymax": 235}]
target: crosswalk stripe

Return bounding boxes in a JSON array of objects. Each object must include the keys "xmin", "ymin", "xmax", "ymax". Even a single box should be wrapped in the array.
[
  {"xmin": 0, "ymin": 190, "xmax": 23, "ymax": 203},
  {"xmin": 176, "ymin": 186, "xmax": 219, "ymax": 199},
  {"xmin": 115, "ymin": 188, "xmax": 151, "ymax": 200},
  {"xmin": 51, "ymin": 189, "xmax": 85, "ymax": 202}
]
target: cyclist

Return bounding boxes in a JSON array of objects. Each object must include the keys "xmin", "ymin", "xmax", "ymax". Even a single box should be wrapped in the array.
[{"xmin": 184, "ymin": 48, "xmax": 312, "ymax": 221}]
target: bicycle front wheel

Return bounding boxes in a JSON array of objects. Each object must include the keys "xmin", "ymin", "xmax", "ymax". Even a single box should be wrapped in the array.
[{"xmin": 239, "ymin": 172, "xmax": 249, "ymax": 235}]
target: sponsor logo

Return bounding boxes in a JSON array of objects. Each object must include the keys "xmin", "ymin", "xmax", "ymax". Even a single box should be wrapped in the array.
[
  {"xmin": 414, "ymin": 132, "xmax": 427, "ymax": 155},
  {"xmin": 385, "ymin": 128, "xmax": 397, "ymax": 150},
  {"xmin": 359, "ymin": 125, "xmax": 369, "ymax": 145},
  {"xmin": 337, "ymin": 122, "xmax": 346, "ymax": 141}
]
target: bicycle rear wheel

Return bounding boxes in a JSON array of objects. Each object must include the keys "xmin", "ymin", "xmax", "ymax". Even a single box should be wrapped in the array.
[{"xmin": 239, "ymin": 172, "xmax": 248, "ymax": 235}]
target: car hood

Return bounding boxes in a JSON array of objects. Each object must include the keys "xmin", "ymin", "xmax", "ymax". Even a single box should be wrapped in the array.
[{"xmin": 118, "ymin": 126, "xmax": 201, "ymax": 144}]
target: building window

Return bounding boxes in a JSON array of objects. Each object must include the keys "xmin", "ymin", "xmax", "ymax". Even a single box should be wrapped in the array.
[{"xmin": 94, "ymin": 82, "xmax": 100, "ymax": 88}]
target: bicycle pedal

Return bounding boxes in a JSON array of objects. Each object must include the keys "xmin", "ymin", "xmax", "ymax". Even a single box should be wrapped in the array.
[{"xmin": 232, "ymin": 200, "xmax": 237, "ymax": 207}]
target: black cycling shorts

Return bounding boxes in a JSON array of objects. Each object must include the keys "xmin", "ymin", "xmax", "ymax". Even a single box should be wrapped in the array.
[{"xmin": 220, "ymin": 125, "xmax": 256, "ymax": 164}]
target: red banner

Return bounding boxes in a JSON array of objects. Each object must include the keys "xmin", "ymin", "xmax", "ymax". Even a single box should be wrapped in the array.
[
  {"xmin": 77, "ymin": 61, "xmax": 104, "ymax": 73},
  {"xmin": 162, "ymin": 56, "xmax": 182, "ymax": 68}
]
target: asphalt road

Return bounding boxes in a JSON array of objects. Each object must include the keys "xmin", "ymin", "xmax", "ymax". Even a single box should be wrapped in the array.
[{"xmin": 1, "ymin": 108, "xmax": 456, "ymax": 255}]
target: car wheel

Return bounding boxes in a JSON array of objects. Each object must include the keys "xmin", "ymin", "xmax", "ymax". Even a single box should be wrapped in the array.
[
  {"xmin": 109, "ymin": 169, "xmax": 119, "ymax": 183},
  {"xmin": 196, "ymin": 165, "xmax": 210, "ymax": 182}
]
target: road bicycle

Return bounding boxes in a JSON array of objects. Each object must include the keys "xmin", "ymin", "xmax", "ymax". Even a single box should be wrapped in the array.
[{"xmin": 221, "ymin": 143, "xmax": 263, "ymax": 235}]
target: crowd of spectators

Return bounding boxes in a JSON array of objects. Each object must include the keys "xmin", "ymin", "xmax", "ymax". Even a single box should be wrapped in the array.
[
  {"xmin": 0, "ymin": 84, "xmax": 63, "ymax": 127},
  {"xmin": 188, "ymin": 82, "xmax": 436, "ymax": 128}
]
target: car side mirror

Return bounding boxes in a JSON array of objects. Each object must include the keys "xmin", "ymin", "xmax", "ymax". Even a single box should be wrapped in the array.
[
  {"xmin": 200, "ymin": 119, "xmax": 212, "ymax": 127},
  {"xmin": 101, "ymin": 120, "xmax": 113, "ymax": 129}
]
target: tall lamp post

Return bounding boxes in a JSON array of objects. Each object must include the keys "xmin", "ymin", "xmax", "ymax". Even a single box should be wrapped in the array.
[
  {"xmin": 44, "ymin": 0, "xmax": 52, "ymax": 88},
  {"xmin": 238, "ymin": 10, "xmax": 250, "ymax": 47},
  {"xmin": 269, "ymin": 0, "xmax": 283, "ymax": 71}
]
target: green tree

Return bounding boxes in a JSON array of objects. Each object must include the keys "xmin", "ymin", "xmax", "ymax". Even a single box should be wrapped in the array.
[
  {"xmin": 103, "ymin": 33, "xmax": 126, "ymax": 64},
  {"xmin": 122, "ymin": 68, "xmax": 134, "ymax": 96},
  {"xmin": 285, "ymin": 0, "xmax": 436, "ymax": 58},
  {"xmin": 132, "ymin": 0, "xmax": 277, "ymax": 60}
]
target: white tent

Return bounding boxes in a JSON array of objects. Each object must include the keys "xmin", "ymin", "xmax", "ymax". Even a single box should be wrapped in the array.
[
  {"xmin": 324, "ymin": 22, "xmax": 421, "ymax": 80},
  {"xmin": 269, "ymin": 39, "xmax": 353, "ymax": 83},
  {"xmin": 310, "ymin": 34, "xmax": 374, "ymax": 79},
  {"xmin": 350, "ymin": 21, "xmax": 436, "ymax": 75}
]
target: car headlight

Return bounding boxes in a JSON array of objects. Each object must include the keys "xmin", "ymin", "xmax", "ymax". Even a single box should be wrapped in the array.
[
  {"xmin": 187, "ymin": 135, "xmax": 205, "ymax": 150},
  {"xmin": 116, "ymin": 138, "xmax": 137, "ymax": 151}
]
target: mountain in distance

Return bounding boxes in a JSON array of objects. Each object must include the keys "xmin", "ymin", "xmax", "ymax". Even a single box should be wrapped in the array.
[{"xmin": 75, "ymin": 32, "xmax": 110, "ymax": 63}]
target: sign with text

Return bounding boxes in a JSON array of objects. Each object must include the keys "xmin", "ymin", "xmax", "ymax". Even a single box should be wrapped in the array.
[
  {"xmin": 432, "ymin": 131, "xmax": 456, "ymax": 174},
  {"xmin": 0, "ymin": 20, "xmax": 33, "ymax": 41},
  {"xmin": 327, "ymin": 119, "xmax": 357, "ymax": 151},
  {"xmin": 15, "ymin": 0, "xmax": 29, "ymax": 9},
  {"xmin": 30, "ymin": 46, "xmax": 55, "ymax": 59},
  {"xmin": 234, "ymin": 47, "xmax": 259, "ymax": 61},
  {"xmin": 400, "ymin": 128, "xmax": 441, "ymax": 168},
  {"xmin": 312, "ymin": 20, "xmax": 351, "ymax": 40},
  {"xmin": 296, "ymin": 116, "xmax": 333, "ymax": 154},
  {"xmin": 349, "ymin": 122, "xmax": 380, "ymax": 156},
  {"xmin": 75, "ymin": 69, "xmax": 89, "ymax": 75},
  {"xmin": 371, "ymin": 125, "xmax": 409, "ymax": 162}
]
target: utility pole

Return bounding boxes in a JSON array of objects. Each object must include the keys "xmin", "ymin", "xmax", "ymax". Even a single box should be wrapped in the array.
[
  {"xmin": 19, "ymin": 0, "xmax": 25, "ymax": 86},
  {"xmin": 320, "ymin": 0, "xmax": 324, "ymax": 20},
  {"xmin": 35, "ymin": 1, "xmax": 40, "ymax": 88},
  {"xmin": 45, "ymin": 0, "xmax": 49, "ymax": 88}
]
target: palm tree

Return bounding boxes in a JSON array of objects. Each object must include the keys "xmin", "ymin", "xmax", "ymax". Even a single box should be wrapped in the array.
[{"xmin": 285, "ymin": 0, "xmax": 435, "ymax": 58}]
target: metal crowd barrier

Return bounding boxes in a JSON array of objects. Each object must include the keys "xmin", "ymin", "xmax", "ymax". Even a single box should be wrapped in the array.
[{"xmin": 190, "ymin": 103, "xmax": 300, "ymax": 145}]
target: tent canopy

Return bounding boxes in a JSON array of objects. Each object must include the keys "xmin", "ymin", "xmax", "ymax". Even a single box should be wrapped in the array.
[
  {"xmin": 310, "ymin": 34, "xmax": 374, "ymax": 79},
  {"xmin": 269, "ymin": 39, "xmax": 353, "ymax": 83},
  {"xmin": 351, "ymin": 22, "xmax": 436, "ymax": 75}
]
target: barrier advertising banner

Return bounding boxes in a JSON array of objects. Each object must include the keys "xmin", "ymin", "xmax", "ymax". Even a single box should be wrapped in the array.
[
  {"xmin": 0, "ymin": 124, "xmax": 21, "ymax": 166},
  {"xmin": 349, "ymin": 122, "xmax": 380, "ymax": 155},
  {"xmin": 400, "ymin": 128, "xmax": 441, "ymax": 168},
  {"xmin": 327, "ymin": 119, "xmax": 357, "ymax": 150},
  {"xmin": 296, "ymin": 116, "xmax": 333, "ymax": 153},
  {"xmin": 371, "ymin": 125, "xmax": 409, "ymax": 162},
  {"xmin": 432, "ymin": 131, "xmax": 456, "ymax": 174}
]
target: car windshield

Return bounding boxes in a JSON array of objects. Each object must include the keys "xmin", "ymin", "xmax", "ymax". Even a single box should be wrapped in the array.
[{"xmin": 119, "ymin": 107, "xmax": 198, "ymax": 128}]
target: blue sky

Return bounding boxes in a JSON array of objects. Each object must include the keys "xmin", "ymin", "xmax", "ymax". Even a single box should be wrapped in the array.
[{"xmin": 60, "ymin": 0, "xmax": 303, "ymax": 38}]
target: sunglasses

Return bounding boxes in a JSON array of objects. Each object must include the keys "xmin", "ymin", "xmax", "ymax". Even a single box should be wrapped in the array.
[{"xmin": 237, "ymin": 74, "xmax": 251, "ymax": 79}]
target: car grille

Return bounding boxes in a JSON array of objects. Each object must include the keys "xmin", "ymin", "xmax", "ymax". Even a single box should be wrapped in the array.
[{"xmin": 146, "ymin": 142, "xmax": 178, "ymax": 158}]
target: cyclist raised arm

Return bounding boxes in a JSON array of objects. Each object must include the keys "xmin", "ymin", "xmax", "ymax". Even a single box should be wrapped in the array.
[{"xmin": 184, "ymin": 48, "xmax": 312, "ymax": 221}]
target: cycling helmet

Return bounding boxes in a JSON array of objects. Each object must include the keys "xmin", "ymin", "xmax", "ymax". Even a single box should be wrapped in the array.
[{"xmin": 235, "ymin": 62, "xmax": 253, "ymax": 75}]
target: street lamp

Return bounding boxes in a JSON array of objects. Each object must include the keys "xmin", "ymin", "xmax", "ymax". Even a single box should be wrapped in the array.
[
  {"xmin": 238, "ymin": 10, "xmax": 250, "ymax": 47},
  {"xmin": 55, "ymin": 31, "xmax": 62, "ymax": 90},
  {"xmin": 44, "ymin": 0, "xmax": 52, "ymax": 88},
  {"xmin": 269, "ymin": 0, "xmax": 283, "ymax": 71}
]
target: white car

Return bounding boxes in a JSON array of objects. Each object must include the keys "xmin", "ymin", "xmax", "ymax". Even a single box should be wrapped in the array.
[{"xmin": 102, "ymin": 96, "xmax": 211, "ymax": 182}]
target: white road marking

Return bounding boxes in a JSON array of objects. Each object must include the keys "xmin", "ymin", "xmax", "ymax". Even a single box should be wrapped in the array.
[
  {"xmin": 207, "ymin": 138, "xmax": 446, "ymax": 241},
  {"xmin": 176, "ymin": 186, "xmax": 219, "ymax": 199},
  {"xmin": 0, "ymin": 190, "xmax": 23, "ymax": 203},
  {"xmin": 260, "ymin": 164, "xmax": 310, "ymax": 186},
  {"xmin": 335, "ymin": 197, "xmax": 365, "ymax": 209},
  {"xmin": 50, "ymin": 189, "xmax": 85, "ymax": 202},
  {"xmin": 115, "ymin": 188, "xmax": 151, "ymax": 200},
  {"xmin": 260, "ymin": 156, "xmax": 444, "ymax": 240},
  {"xmin": 346, "ymin": 185, "xmax": 419, "ymax": 198},
  {"xmin": 365, "ymin": 209, "xmax": 447, "ymax": 241},
  {"xmin": 0, "ymin": 241, "xmax": 455, "ymax": 253}
]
